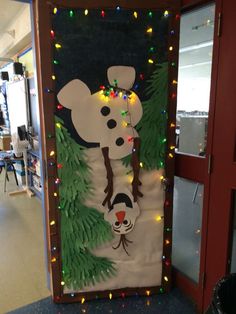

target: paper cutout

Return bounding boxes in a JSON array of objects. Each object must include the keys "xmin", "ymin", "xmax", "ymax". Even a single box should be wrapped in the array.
[
  {"xmin": 102, "ymin": 189, "xmax": 140, "ymax": 255},
  {"xmin": 57, "ymin": 66, "xmax": 143, "ymax": 160}
]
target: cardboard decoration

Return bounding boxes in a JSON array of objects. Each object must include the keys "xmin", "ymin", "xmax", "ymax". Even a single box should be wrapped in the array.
[{"xmin": 33, "ymin": 1, "xmax": 180, "ymax": 302}]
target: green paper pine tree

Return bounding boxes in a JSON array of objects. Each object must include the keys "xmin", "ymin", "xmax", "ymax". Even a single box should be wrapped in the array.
[
  {"xmin": 55, "ymin": 117, "xmax": 116, "ymax": 290},
  {"xmin": 123, "ymin": 62, "xmax": 168, "ymax": 170}
]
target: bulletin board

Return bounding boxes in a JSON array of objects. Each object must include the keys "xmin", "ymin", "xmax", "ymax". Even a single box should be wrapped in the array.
[{"xmin": 33, "ymin": 0, "xmax": 180, "ymax": 304}]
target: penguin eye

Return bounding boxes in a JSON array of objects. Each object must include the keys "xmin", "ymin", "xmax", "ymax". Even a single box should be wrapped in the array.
[
  {"xmin": 115, "ymin": 221, "xmax": 120, "ymax": 226},
  {"xmin": 123, "ymin": 220, "xmax": 128, "ymax": 225}
]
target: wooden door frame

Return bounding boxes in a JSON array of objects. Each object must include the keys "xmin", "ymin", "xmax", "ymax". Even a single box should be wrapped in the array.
[
  {"xmin": 173, "ymin": 0, "xmax": 222, "ymax": 312},
  {"xmin": 32, "ymin": 0, "xmax": 181, "ymax": 303}
]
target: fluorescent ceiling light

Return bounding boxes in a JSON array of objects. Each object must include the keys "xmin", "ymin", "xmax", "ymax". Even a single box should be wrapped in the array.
[
  {"xmin": 180, "ymin": 61, "xmax": 212, "ymax": 69},
  {"xmin": 180, "ymin": 41, "xmax": 213, "ymax": 53}
]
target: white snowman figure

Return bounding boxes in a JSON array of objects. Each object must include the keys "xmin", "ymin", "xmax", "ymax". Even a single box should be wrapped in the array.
[
  {"xmin": 57, "ymin": 66, "xmax": 143, "ymax": 208},
  {"xmin": 103, "ymin": 189, "xmax": 141, "ymax": 255}
]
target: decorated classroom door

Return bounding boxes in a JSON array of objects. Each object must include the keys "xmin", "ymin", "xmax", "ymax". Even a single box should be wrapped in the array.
[{"xmin": 33, "ymin": 0, "xmax": 180, "ymax": 302}]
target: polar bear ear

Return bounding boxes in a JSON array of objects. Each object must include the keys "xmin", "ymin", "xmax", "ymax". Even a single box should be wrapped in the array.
[
  {"xmin": 107, "ymin": 66, "xmax": 135, "ymax": 90},
  {"xmin": 57, "ymin": 79, "xmax": 91, "ymax": 110}
]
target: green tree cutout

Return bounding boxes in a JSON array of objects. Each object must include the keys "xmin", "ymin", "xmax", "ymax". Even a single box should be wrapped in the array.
[
  {"xmin": 123, "ymin": 62, "xmax": 168, "ymax": 170},
  {"xmin": 55, "ymin": 117, "xmax": 116, "ymax": 290}
]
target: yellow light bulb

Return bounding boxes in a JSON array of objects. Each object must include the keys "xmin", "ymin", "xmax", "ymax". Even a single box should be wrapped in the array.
[
  {"xmin": 119, "ymin": 91, "xmax": 123, "ymax": 98},
  {"xmin": 168, "ymin": 153, "xmax": 174, "ymax": 158},
  {"xmin": 50, "ymin": 220, "xmax": 55, "ymax": 226},
  {"xmin": 164, "ymin": 276, "xmax": 169, "ymax": 282},
  {"xmin": 160, "ymin": 175, "xmax": 164, "ymax": 181},
  {"xmin": 140, "ymin": 162, "xmax": 143, "ymax": 168},
  {"xmin": 53, "ymin": 7, "xmax": 57, "ymax": 14},
  {"xmin": 109, "ymin": 292, "xmax": 112, "ymax": 300},
  {"xmin": 170, "ymin": 146, "xmax": 175, "ymax": 150},
  {"xmin": 170, "ymin": 123, "xmax": 175, "ymax": 128},
  {"xmin": 56, "ymin": 123, "xmax": 61, "ymax": 128},
  {"xmin": 172, "ymin": 80, "xmax": 178, "ymax": 84},
  {"xmin": 147, "ymin": 27, "xmax": 153, "ymax": 33},
  {"xmin": 169, "ymin": 46, "xmax": 173, "ymax": 51},
  {"xmin": 54, "ymin": 192, "xmax": 58, "ymax": 197},
  {"xmin": 148, "ymin": 59, "xmax": 154, "ymax": 64},
  {"xmin": 156, "ymin": 215, "xmax": 162, "ymax": 222},
  {"xmin": 51, "ymin": 257, "xmax": 56, "ymax": 263},
  {"xmin": 55, "ymin": 43, "xmax": 62, "ymax": 49},
  {"xmin": 146, "ymin": 290, "xmax": 151, "ymax": 296},
  {"xmin": 84, "ymin": 9, "xmax": 88, "ymax": 16},
  {"xmin": 50, "ymin": 151, "xmax": 55, "ymax": 157},
  {"xmin": 164, "ymin": 10, "xmax": 169, "ymax": 17},
  {"xmin": 128, "ymin": 175, "xmax": 133, "ymax": 183},
  {"xmin": 122, "ymin": 121, "xmax": 128, "ymax": 127},
  {"xmin": 133, "ymin": 11, "xmax": 138, "ymax": 18},
  {"xmin": 52, "ymin": 75, "xmax": 56, "ymax": 80},
  {"xmin": 81, "ymin": 297, "xmax": 85, "ymax": 304}
]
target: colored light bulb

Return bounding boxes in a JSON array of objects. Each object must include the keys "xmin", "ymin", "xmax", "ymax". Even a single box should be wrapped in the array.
[
  {"xmin": 164, "ymin": 10, "xmax": 169, "ymax": 17},
  {"xmin": 133, "ymin": 11, "xmax": 138, "ymax": 19},
  {"xmin": 156, "ymin": 215, "xmax": 162, "ymax": 221},
  {"xmin": 81, "ymin": 297, "xmax": 85, "ymax": 304},
  {"xmin": 50, "ymin": 30, "xmax": 55, "ymax": 39},
  {"xmin": 84, "ymin": 9, "xmax": 88, "ymax": 16},
  {"xmin": 140, "ymin": 162, "xmax": 143, "ymax": 168},
  {"xmin": 53, "ymin": 60, "xmax": 59, "ymax": 65},
  {"xmin": 109, "ymin": 292, "xmax": 112, "ymax": 300},
  {"xmin": 53, "ymin": 7, "xmax": 57, "ymax": 14},
  {"xmin": 69, "ymin": 10, "xmax": 74, "ymax": 17},
  {"xmin": 57, "ymin": 104, "xmax": 63, "ymax": 110},
  {"xmin": 56, "ymin": 123, "xmax": 61, "ymax": 128},
  {"xmin": 149, "ymin": 47, "xmax": 155, "ymax": 52},
  {"xmin": 148, "ymin": 11, "xmax": 153, "ymax": 18},
  {"xmin": 146, "ymin": 27, "xmax": 153, "ymax": 33},
  {"xmin": 146, "ymin": 290, "xmax": 151, "ymax": 296},
  {"xmin": 51, "ymin": 257, "xmax": 56, "ymax": 263},
  {"xmin": 57, "ymin": 163, "xmax": 63, "ymax": 169},
  {"xmin": 116, "ymin": 6, "xmax": 121, "ymax": 11},
  {"xmin": 101, "ymin": 10, "xmax": 105, "ymax": 18},
  {"xmin": 148, "ymin": 59, "xmax": 154, "ymax": 64},
  {"xmin": 55, "ymin": 43, "xmax": 62, "ymax": 49}
]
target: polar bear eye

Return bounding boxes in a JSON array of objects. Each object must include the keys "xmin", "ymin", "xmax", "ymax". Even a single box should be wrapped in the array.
[
  {"xmin": 123, "ymin": 220, "xmax": 128, "ymax": 225},
  {"xmin": 115, "ymin": 221, "xmax": 120, "ymax": 227},
  {"xmin": 116, "ymin": 137, "xmax": 124, "ymax": 146},
  {"xmin": 100, "ymin": 106, "xmax": 110, "ymax": 116},
  {"xmin": 107, "ymin": 119, "xmax": 117, "ymax": 129}
]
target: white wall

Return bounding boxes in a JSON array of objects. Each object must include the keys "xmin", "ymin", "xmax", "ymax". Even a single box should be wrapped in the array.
[{"xmin": 0, "ymin": 4, "xmax": 31, "ymax": 66}]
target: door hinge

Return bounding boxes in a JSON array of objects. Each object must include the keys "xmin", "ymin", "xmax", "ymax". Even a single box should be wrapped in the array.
[
  {"xmin": 202, "ymin": 272, "xmax": 206, "ymax": 288},
  {"xmin": 217, "ymin": 12, "xmax": 222, "ymax": 37},
  {"xmin": 208, "ymin": 154, "xmax": 213, "ymax": 174}
]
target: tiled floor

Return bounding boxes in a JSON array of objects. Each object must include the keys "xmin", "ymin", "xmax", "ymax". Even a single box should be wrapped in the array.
[{"xmin": 0, "ymin": 172, "xmax": 50, "ymax": 314}]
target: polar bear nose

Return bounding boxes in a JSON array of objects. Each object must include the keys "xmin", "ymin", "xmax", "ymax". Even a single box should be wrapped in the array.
[{"xmin": 115, "ymin": 211, "xmax": 126, "ymax": 223}]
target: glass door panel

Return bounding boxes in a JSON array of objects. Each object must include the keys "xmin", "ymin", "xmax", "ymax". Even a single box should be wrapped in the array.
[
  {"xmin": 172, "ymin": 176, "xmax": 203, "ymax": 283},
  {"xmin": 176, "ymin": 4, "xmax": 215, "ymax": 156}
]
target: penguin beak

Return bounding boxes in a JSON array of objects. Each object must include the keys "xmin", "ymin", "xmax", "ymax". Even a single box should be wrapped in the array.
[{"xmin": 115, "ymin": 211, "xmax": 126, "ymax": 223}]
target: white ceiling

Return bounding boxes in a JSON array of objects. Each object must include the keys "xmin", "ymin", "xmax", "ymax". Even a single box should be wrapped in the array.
[{"xmin": 0, "ymin": 0, "xmax": 27, "ymax": 32}]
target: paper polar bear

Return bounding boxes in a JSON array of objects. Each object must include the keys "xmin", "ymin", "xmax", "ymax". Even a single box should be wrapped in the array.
[{"xmin": 57, "ymin": 65, "xmax": 143, "ymax": 215}]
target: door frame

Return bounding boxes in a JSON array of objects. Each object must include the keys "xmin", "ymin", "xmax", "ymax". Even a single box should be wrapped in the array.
[{"xmin": 173, "ymin": 0, "xmax": 222, "ymax": 312}]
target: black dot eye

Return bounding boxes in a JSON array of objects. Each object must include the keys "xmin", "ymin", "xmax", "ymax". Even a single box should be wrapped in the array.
[
  {"xmin": 123, "ymin": 220, "xmax": 128, "ymax": 225},
  {"xmin": 107, "ymin": 119, "xmax": 117, "ymax": 129},
  {"xmin": 116, "ymin": 137, "xmax": 124, "ymax": 146},
  {"xmin": 101, "ymin": 106, "xmax": 110, "ymax": 116},
  {"xmin": 115, "ymin": 221, "xmax": 120, "ymax": 226}
]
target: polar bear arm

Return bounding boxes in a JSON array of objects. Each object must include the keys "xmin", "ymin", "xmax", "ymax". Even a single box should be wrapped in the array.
[
  {"xmin": 57, "ymin": 79, "xmax": 91, "ymax": 110},
  {"xmin": 107, "ymin": 66, "xmax": 135, "ymax": 90}
]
